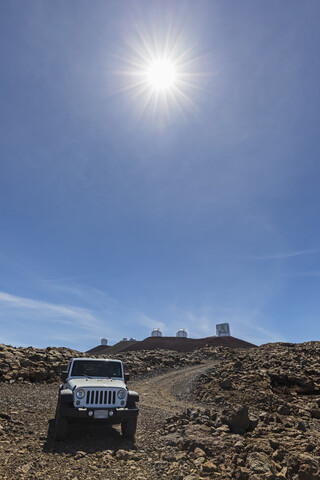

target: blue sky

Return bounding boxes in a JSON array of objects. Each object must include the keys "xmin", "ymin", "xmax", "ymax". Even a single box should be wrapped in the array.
[{"xmin": 1, "ymin": 1, "xmax": 320, "ymax": 350}]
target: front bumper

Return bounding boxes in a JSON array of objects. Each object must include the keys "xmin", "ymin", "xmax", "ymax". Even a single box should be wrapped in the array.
[{"xmin": 60, "ymin": 406, "xmax": 139, "ymax": 424}]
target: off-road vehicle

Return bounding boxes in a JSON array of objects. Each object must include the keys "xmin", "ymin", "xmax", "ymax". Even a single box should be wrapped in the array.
[{"xmin": 54, "ymin": 357, "xmax": 139, "ymax": 441}]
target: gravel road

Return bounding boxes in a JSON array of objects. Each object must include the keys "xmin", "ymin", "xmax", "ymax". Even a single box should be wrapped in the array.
[{"xmin": 133, "ymin": 360, "xmax": 218, "ymax": 413}]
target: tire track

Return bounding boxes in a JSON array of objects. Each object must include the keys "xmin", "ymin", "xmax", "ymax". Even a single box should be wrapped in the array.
[{"xmin": 132, "ymin": 360, "xmax": 218, "ymax": 414}]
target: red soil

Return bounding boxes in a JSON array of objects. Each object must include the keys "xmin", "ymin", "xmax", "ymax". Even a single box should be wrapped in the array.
[
  {"xmin": 120, "ymin": 336, "xmax": 256, "ymax": 353},
  {"xmin": 86, "ymin": 336, "xmax": 256, "ymax": 355},
  {"xmin": 86, "ymin": 344, "xmax": 111, "ymax": 355}
]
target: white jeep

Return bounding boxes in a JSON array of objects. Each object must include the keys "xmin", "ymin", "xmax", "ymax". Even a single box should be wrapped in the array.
[{"xmin": 54, "ymin": 358, "xmax": 139, "ymax": 441}]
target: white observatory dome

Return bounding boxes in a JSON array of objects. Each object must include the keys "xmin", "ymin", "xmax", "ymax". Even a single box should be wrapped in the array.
[
  {"xmin": 176, "ymin": 329, "xmax": 187, "ymax": 338},
  {"xmin": 151, "ymin": 328, "xmax": 162, "ymax": 337}
]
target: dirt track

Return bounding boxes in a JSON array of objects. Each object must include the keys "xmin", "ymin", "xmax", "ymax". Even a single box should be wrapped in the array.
[
  {"xmin": 133, "ymin": 360, "xmax": 217, "ymax": 414},
  {"xmin": 0, "ymin": 360, "xmax": 217, "ymax": 480}
]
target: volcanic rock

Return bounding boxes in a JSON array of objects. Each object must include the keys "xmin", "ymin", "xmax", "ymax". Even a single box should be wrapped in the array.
[{"xmin": 221, "ymin": 405, "xmax": 254, "ymax": 434}]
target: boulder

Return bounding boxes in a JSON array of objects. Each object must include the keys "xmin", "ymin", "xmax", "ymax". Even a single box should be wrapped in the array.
[
  {"xmin": 246, "ymin": 452, "xmax": 277, "ymax": 476},
  {"xmin": 221, "ymin": 406, "xmax": 252, "ymax": 434}
]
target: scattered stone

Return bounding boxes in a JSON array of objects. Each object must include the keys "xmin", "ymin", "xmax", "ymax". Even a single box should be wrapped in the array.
[
  {"xmin": 220, "ymin": 379, "xmax": 233, "ymax": 390},
  {"xmin": 194, "ymin": 457, "xmax": 205, "ymax": 467},
  {"xmin": 297, "ymin": 421, "xmax": 307, "ymax": 432},
  {"xmin": 309, "ymin": 409, "xmax": 320, "ymax": 419},
  {"xmin": 193, "ymin": 447, "xmax": 206, "ymax": 458},
  {"xmin": 74, "ymin": 451, "xmax": 86, "ymax": 460},
  {"xmin": 0, "ymin": 340, "xmax": 319, "ymax": 480},
  {"xmin": 246, "ymin": 452, "xmax": 277, "ymax": 475},
  {"xmin": 0, "ymin": 412, "xmax": 11, "ymax": 420},
  {"xmin": 202, "ymin": 460, "xmax": 218, "ymax": 473},
  {"xmin": 221, "ymin": 405, "xmax": 251, "ymax": 435}
]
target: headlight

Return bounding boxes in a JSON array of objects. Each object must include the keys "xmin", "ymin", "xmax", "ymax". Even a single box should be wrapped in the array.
[
  {"xmin": 76, "ymin": 389, "xmax": 85, "ymax": 399},
  {"xmin": 117, "ymin": 389, "xmax": 126, "ymax": 399}
]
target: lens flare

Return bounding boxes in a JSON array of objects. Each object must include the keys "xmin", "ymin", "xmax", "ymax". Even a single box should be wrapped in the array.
[{"xmin": 114, "ymin": 22, "xmax": 204, "ymax": 118}]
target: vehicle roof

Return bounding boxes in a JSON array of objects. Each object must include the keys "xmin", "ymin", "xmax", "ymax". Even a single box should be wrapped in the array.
[{"xmin": 71, "ymin": 357, "xmax": 122, "ymax": 363}]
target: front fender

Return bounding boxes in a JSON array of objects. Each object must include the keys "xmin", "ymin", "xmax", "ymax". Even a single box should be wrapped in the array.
[
  {"xmin": 60, "ymin": 389, "xmax": 73, "ymax": 405},
  {"xmin": 127, "ymin": 390, "xmax": 139, "ymax": 404}
]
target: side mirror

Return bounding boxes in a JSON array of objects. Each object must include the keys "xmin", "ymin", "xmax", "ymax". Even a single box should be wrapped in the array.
[
  {"xmin": 61, "ymin": 370, "xmax": 68, "ymax": 381},
  {"xmin": 124, "ymin": 373, "xmax": 130, "ymax": 383}
]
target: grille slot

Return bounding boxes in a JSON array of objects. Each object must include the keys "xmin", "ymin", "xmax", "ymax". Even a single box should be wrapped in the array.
[{"xmin": 82, "ymin": 389, "xmax": 118, "ymax": 407}]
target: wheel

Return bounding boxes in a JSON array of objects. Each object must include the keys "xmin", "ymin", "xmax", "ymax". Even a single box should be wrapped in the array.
[
  {"xmin": 121, "ymin": 417, "xmax": 137, "ymax": 438},
  {"xmin": 54, "ymin": 401, "xmax": 68, "ymax": 441}
]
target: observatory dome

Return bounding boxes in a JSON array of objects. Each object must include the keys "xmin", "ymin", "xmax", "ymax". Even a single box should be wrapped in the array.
[
  {"xmin": 151, "ymin": 328, "xmax": 162, "ymax": 337},
  {"xmin": 176, "ymin": 329, "xmax": 187, "ymax": 338}
]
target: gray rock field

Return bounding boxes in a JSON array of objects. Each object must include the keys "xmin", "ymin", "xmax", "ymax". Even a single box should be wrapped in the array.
[{"xmin": 0, "ymin": 341, "xmax": 319, "ymax": 479}]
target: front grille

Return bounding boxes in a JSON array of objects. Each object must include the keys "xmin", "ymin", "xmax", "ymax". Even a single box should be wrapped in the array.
[{"xmin": 84, "ymin": 389, "xmax": 117, "ymax": 407}]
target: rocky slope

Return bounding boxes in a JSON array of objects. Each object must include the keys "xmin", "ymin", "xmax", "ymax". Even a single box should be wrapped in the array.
[
  {"xmin": 0, "ymin": 343, "xmax": 210, "ymax": 384},
  {"xmin": 161, "ymin": 341, "xmax": 320, "ymax": 479},
  {"xmin": 193, "ymin": 341, "xmax": 320, "ymax": 412},
  {"xmin": 0, "ymin": 341, "xmax": 319, "ymax": 479},
  {"xmin": 0, "ymin": 345, "xmax": 82, "ymax": 383}
]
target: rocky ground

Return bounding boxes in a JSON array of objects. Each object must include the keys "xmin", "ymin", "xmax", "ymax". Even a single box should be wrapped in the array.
[
  {"xmin": 0, "ymin": 341, "xmax": 319, "ymax": 479},
  {"xmin": 163, "ymin": 342, "xmax": 320, "ymax": 480},
  {"xmin": 0, "ymin": 343, "xmax": 210, "ymax": 384}
]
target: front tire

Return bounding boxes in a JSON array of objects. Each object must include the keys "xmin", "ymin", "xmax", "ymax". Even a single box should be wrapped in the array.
[
  {"xmin": 121, "ymin": 417, "xmax": 137, "ymax": 438},
  {"xmin": 54, "ymin": 401, "xmax": 68, "ymax": 441}
]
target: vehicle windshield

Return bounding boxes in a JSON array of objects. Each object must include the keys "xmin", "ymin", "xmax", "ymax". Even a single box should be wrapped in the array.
[{"xmin": 71, "ymin": 360, "xmax": 122, "ymax": 378}]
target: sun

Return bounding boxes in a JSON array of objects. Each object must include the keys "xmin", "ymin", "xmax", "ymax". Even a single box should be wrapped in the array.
[
  {"xmin": 145, "ymin": 59, "xmax": 177, "ymax": 91},
  {"xmin": 115, "ymin": 23, "xmax": 202, "ymax": 117}
]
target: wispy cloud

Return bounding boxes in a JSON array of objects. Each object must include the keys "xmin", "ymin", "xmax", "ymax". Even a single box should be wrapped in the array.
[
  {"xmin": 0, "ymin": 290, "xmax": 108, "ymax": 348},
  {"xmin": 40, "ymin": 280, "xmax": 119, "ymax": 309},
  {"xmin": 283, "ymin": 271, "xmax": 320, "ymax": 278},
  {"xmin": 0, "ymin": 290, "xmax": 102, "ymax": 326},
  {"xmin": 247, "ymin": 249, "xmax": 320, "ymax": 260},
  {"xmin": 137, "ymin": 313, "xmax": 166, "ymax": 333},
  {"xmin": 0, "ymin": 288, "xmax": 161, "ymax": 349},
  {"xmin": 0, "ymin": 276, "xmax": 287, "ymax": 348},
  {"xmin": 166, "ymin": 304, "xmax": 285, "ymax": 346}
]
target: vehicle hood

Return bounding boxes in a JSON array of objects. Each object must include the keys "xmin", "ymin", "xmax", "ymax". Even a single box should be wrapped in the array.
[{"xmin": 67, "ymin": 378, "xmax": 126, "ymax": 390}]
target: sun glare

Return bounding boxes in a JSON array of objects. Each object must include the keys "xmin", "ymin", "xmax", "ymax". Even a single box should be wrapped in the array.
[
  {"xmin": 116, "ymin": 23, "xmax": 202, "ymax": 117},
  {"xmin": 146, "ymin": 59, "xmax": 176, "ymax": 91}
]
